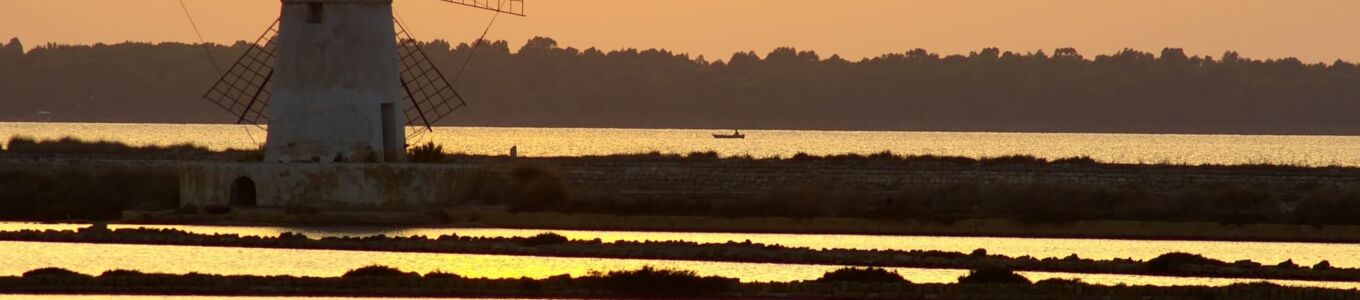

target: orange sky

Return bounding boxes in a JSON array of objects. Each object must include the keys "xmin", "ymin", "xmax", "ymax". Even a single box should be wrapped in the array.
[{"xmin": 1, "ymin": 0, "xmax": 1357, "ymax": 63}]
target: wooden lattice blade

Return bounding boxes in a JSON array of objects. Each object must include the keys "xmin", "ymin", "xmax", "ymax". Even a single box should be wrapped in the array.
[{"xmin": 434, "ymin": 0, "xmax": 525, "ymax": 16}]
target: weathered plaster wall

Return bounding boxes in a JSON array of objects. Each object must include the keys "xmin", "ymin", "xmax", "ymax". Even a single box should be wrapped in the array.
[
  {"xmin": 179, "ymin": 163, "xmax": 464, "ymax": 208},
  {"xmin": 267, "ymin": 0, "xmax": 404, "ymax": 163}
]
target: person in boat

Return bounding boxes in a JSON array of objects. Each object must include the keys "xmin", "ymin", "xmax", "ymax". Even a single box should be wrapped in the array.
[{"xmin": 733, "ymin": 129, "xmax": 741, "ymax": 135}]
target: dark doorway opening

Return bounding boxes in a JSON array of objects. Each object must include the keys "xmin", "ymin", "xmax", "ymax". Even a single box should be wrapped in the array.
[{"xmin": 230, "ymin": 177, "xmax": 258, "ymax": 207}]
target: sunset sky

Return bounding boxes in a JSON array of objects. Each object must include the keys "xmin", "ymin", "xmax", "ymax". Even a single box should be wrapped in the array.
[{"xmin": 1, "ymin": 0, "xmax": 1357, "ymax": 63}]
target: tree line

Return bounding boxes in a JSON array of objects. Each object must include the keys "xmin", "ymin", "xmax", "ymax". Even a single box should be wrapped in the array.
[{"xmin": 1, "ymin": 37, "xmax": 1357, "ymax": 134}]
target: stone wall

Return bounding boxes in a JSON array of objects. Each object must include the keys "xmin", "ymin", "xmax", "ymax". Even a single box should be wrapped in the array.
[{"xmin": 179, "ymin": 163, "xmax": 471, "ymax": 209}]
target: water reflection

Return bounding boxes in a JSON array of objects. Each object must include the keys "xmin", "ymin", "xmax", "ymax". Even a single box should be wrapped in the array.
[
  {"xmin": 4, "ymin": 222, "xmax": 1355, "ymax": 269},
  {"xmin": 0, "ymin": 241, "xmax": 1355, "ymax": 289},
  {"xmin": 4, "ymin": 122, "xmax": 1358, "ymax": 166}
]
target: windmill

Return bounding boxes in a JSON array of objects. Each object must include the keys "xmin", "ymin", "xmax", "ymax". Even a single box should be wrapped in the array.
[{"xmin": 202, "ymin": 0, "xmax": 524, "ymax": 163}]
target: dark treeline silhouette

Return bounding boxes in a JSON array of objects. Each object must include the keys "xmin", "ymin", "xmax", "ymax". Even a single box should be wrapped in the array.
[{"xmin": 2, "ymin": 37, "xmax": 1358, "ymax": 134}]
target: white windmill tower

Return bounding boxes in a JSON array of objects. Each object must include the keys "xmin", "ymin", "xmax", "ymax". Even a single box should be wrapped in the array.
[{"xmin": 204, "ymin": 0, "xmax": 525, "ymax": 163}]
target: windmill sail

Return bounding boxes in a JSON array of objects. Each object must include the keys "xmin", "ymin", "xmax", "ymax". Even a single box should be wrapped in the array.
[
  {"xmin": 435, "ymin": 0, "xmax": 525, "ymax": 16},
  {"xmin": 202, "ymin": 20, "xmax": 279, "ymax": 128},
  {"xmin": 395, "ymin": 18, "xmax": 469, "ymax": 140},
  {"xmin": 201, "ymin": 18, "xmax": 471, "ymax": 140}
]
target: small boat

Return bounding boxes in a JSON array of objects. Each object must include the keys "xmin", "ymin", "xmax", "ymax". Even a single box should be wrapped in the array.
[{"xmin": 713, "ymin": 130, "xmax": 745, "ymax": 139}]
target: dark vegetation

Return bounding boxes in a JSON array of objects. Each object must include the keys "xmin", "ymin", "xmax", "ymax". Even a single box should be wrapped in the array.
[
  {"xmin": 815, "ymin": 267, "xmax": 908, "ymax": 283},
  {"xmin": 342, "ymin": 266, "xmax": 419, "ymax": 278},
  {"xmin": 3, "ymin": 136, "xmax": 261, "ymax": 161},
  {"xmin": 410, "ymin": 149, "xmax": 1360, "ymax": 227},
  {"xmin": 4, "ymin": 266, "xmax": 1354, "ymax": 299},
  {"xmin": 407, "ymin": 142, "xmax": 446, "ymax": 163},
  {"xmin": 1147, "ymin": 252, "xmax": 1228, "ymax": 274},
  {"xmin": 3, "ymin": 37, "xmax": 1360, "ymax": 134},
  {"xmin": 958, "ymin": 266, "xmax": 1032, "ymax": 284},
  {"xmin": 500, "ymin": 174, "xmax": 1360, "ymax": 227},
  {"xmin": 0, "ymin": 166, "xmax": 177, "ymax": 221},
  {"xmin": 9, "ymin": 227, "xmax": 1360, "ymax": 282},
  {"xmin": 515, "ymin": 232, "xmax": 569, "ymax": 247},
  {"xmin": 7, "ymin": 137, "xmax": 1360, "ymax": 228},
  {"xmin": 583, "ymin": 266, "xmax": 736, "ymax": 297}
]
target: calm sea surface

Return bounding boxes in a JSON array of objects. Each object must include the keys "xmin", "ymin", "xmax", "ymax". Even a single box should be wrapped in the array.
[{"xmin": 3, "ymin": 122, "xmax": 1359, "ymax": 166}]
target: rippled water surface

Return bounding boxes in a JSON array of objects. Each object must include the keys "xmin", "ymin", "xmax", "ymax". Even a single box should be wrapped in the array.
[{"xmin": 3, "ymin": 122, "xmax": 1358, "ymax": 166}]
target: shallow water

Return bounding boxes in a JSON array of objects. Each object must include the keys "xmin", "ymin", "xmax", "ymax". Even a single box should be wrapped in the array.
[
  {"xmin": 0, "ymin": 241, "xmax": 1354, "ymax": 289},
  {"xmin": 3, "ymin": 122, "xmax": 1358, "ymax": 166},
  {"xmin": 3, "ymin": 222, "xmax": 1354, "ymax": 269}
]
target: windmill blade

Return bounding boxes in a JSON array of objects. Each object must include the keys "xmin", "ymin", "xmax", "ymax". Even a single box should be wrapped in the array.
[
  {"xmin": 434, "ymin": 0, "xmax": 526, "ymax": 16},
  {"xmin": 395, "ymin": 18, "xmax": 469, "ymax": 139},
  {"xmin": 202, "ymin": 20, "xmax": 279, "ymax": 128}
]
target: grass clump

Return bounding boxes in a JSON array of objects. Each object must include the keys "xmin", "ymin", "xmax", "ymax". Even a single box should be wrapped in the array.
[
  {"xmin": 814, "ymin": 267, "xmax": 908, "ymax": 283},
  {"xmin": 407, "ymin": 142, "xmax": 447, "ymax": 163}
]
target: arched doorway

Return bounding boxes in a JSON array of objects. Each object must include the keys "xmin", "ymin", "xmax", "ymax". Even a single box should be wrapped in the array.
[{"xmin": 230, "ymin": 177, "xmax": 257, "ymax": 207}]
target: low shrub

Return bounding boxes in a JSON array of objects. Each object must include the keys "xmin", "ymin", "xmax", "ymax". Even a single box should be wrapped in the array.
[
  {"xmin": 1052, "ymin": 156, "xmax": 1099, "ymax": 165},
  {"xmin": 1277, "ymin": 259, "xmax": 1299, "ymax": 268},
  {"xmin": 978, "ymin": 155, "xmax": 1048, "ymax": 166},
  {"xmin": 99, "ymin": 270, "xmax": 145, "ymax": 277},
  {"xmin": 814, "ymin": 267, "xmax": 908, "ymax": 283},
  {"xmin": 587, "ymin": 266, "xmax": 736, "ymax": 297},
  {"xmin": 1146, "ymin": 252, "xmax": 1227, "ymax": 273},
  {"xmin": 23, "ymin": 268, "xmax": 90, "ymax": 278},
  {"xmin": 1314, "ymin": 260, "xmax": 1333, "ymax": 270},
  {"xmin": 1035, "ymin": 278, "xmax": 1084, "ymax": 285},
  {"xmin": 686, "ymin": 151, "xmax": 721, "ymax": 160},
  {"xmin": 517, "ymin": 232, "xmax": 569, "ymax": 247},
  {"xmin": 424, "ymin": 272, "xmax": 464, "ymax": 279},
  {"xmin": 957, "ymin": 266, "xmax": 1031, "ymax": 284},
  {"xmin": 342, "ymin": 266, "xmax": 419, "ymax": 278}
]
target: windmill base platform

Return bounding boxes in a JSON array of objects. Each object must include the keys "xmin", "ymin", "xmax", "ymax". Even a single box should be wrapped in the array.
[{"xmin": 179, "ymin": 163, "xmax": 467, "ymax": 209}]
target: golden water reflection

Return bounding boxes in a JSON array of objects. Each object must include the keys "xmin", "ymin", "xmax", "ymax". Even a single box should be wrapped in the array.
[
  {"xmin": 5, "ymin": 222, "xmax": 1356, "ymax": 269},
  {"xmin": 0, "ymin": 241, "xmax": 1355, "ymax": 290},
  {"xmin": 4, "ymin": 122, "xmax": 1358, "ymax": 166}
]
